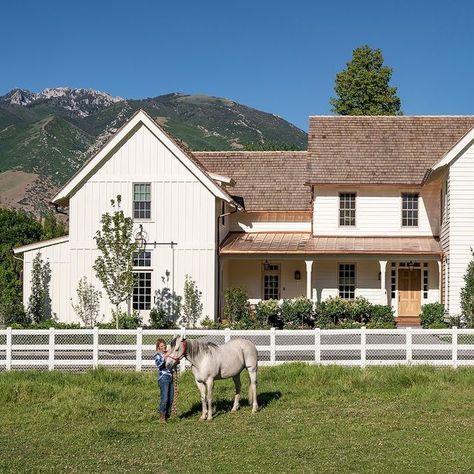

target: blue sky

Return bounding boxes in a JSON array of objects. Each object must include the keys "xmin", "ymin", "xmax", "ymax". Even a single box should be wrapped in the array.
[{"xmin": 1, "ymin": 0, "xmax": 473, "ymax": 130}]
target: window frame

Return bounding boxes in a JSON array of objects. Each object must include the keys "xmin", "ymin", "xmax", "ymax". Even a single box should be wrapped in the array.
[
  {"xmin": 132, "ymin": 271, "xmax": 152, "ymax": 311},
  {"xmin": 338, "ymin": 192, "xmax": 357, "ymax": 227},
  {"xmin": 262, "ymin": 262, "xmax": 281, "ymax": 300},
  {"xmin": 338, "ymin": 263, "xmax": 356, "ymax": 300},
  {"xmin": 401, "ymin": 192, "xmax": 419, "ymax": 228},
  {"xmin": 133, "ymin": 182, "xmax": 152, "ymax": 220}
]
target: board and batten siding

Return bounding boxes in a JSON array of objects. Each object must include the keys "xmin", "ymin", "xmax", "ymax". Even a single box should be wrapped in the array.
[
  {"xmin": 440, "ymin": 174, "xmax": 450, "ymax": 308},
  {"xmin": 312, "ymin": 184, "xmax": 440, "ymax": 237},
  {"xmin": 65, "ymin": 123, "xmax": 218, "ymax": 322},
  {"xmin": 446, "ymin": 140, "xmax": 474, "ymax": 315}
]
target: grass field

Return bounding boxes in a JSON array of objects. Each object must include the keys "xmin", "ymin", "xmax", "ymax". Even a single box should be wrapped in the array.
[{"xmin": 1, "ymin": 365, "xmax": 473, "ymax": 473}]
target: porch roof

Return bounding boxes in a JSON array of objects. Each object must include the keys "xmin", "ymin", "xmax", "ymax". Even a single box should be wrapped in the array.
[{"xmin": 219, "ymin": 232, "xmax": 442, "ymax": 256}]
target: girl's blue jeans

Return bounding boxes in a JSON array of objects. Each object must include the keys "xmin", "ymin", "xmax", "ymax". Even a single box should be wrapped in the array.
[{"xmin": 158, "ymin": 375, "xmax": 174, "ymax": 416}]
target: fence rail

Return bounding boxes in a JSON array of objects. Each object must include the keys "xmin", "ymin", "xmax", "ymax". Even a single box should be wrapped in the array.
[{"xmin": 0, "ymin": 327, "xmax": 473, "ymax": 371}]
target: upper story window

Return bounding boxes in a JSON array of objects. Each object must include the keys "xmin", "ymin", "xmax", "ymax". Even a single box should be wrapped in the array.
[
  {"xmin": 401, "ymin": 192, "xmax": 419, "ymax": 227},
  {"xmin": 339, "ymin": 193, "xmax": 356, "ymax": 226},
  {"xmin": 133, "ymin": 183, "xmax": 151, "ymax": 219}
]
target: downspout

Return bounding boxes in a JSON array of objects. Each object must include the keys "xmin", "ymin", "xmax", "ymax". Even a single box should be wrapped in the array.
[{"xmin": 216, "ymin": 204, "xmax": 239, "ymax": 321}]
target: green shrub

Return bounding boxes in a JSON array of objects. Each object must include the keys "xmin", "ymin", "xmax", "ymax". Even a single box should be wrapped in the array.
[
  {"xmin": 427, "ymin": 321, "xmax": 449, "ymax": 329},
  {"xmin": 349, "ymin": 297, "xmax": 372, "ymax": 323},
  {"xmin": 366, "ymin": 321, "xmax": 396, "ymax": 329},
  {"xmin": 255, "ymin": 300, "xmax": 281, "ymax": 328},
  {"xmin": 281, "ymin": 297, "xmax": 314, "ymax": 327},
  {"xmin": 8, "ymin": 320, "xmax": 81, "ymax": 329},
  {"xmin": 421, "ymin": 303, "xmax": 445, "ymax": 328},
  {"xmin": 223, "ymin": 287, "xmax": 250, "ymax": 324},
  {"xmin": 314, "ymin": 297, "xmax": 351, "ymax": 325},
  {"xmin": 370, "ymin": 305, "xmax": 395, "ymax": 324},
  {"xmin": 99, "ymin": 310, "xmax": 142, "ymax": 329}
]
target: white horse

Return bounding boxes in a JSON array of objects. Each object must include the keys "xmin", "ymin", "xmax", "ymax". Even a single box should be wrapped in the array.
[{"xmin": 165, "ymin": 336, "xmax": 258, "ymax": 420}]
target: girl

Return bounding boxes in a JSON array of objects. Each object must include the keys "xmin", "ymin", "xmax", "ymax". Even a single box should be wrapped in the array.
[{"xmin": 154, "ymin": 338, "xmax": 174, "ymax": 423}]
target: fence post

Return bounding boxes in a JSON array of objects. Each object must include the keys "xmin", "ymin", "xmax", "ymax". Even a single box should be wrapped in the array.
[
  {"xmin": 270, "ymin": 327, "xmax": 276, "ymax": 365},
  {"xmin": 224, "ymin": 328, "xmax": 231, "ymax": 343},
  {"xmin": 180, "ymin": 326, "xmax": 187, "ymax": 373},
  {"xmin": 360, "ymin": 326, "xmax": 366, "ymax": 368},
  {"xmin": 6, "ymin": 327, "xmax": 12, "ymax": 371},
  {"xmin": 136, "ymin": 327, "xmax": 143, "ymax": 372},
  {"xmin": 314, "ymin": 328, "xmax": 321, "ymax": 365},
  {"xmin": 48, "ymin": 327, "xmax": 55, "ymax": 371},
  {"xmin": 92, "ymin": 327, "xmax": 99, "ymax": 369},
  {"xmin": 452, "ymin": 326, "xmax": 458, "ymax": 369},
  {"xmin": 406, "ymin": 327, "xmax": 412, "ymax": 365}
]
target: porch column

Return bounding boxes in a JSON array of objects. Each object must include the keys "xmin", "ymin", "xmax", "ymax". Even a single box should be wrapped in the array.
[
  {"xmin": 379, "ymin": 260, "xmax": 388, "ymax": 304},
  {"xmin": 305, "ymin": 260, "xmax": 313, "ymax": 300},
  {"xmin": 438, "ymin": 260, "xmax": 442, "ymax": 304}
]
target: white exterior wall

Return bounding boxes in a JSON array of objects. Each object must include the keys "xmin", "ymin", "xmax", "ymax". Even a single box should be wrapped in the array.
[
  {"xmin": 22, "ymin": 241, "xmax": 70, "ymax": 321},
  {"xmin": 313, "ymin": 184, "xmax": 440, "ymax": 236},
  {"xmin": 64, "ymin": 123, "xmax": 218, "ymax": 323},
  {"xmin": 446, "ymin": 141, "xmax": 474, "ymax": 315}
]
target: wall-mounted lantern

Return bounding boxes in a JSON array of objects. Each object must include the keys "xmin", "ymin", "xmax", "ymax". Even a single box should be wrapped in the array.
[{"xmin": 294, "ymin": 270, "xmax": 301, "ymax": 281}]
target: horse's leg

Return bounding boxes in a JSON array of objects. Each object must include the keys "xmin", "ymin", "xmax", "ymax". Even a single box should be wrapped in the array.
[
  {"xmin": 195, "ymin": 380, "xmax": 207, "ymax": 421},
  {"xmin": 231, "ymin": 374, "xmax": 241, "ymax": 412},
  {"xmin": 205, "ymin": 378, "xmax": 214, "ymax": 421},
  {"xmin": 248, "ymin": 367, "xmax": 258, "ymax": 414}
]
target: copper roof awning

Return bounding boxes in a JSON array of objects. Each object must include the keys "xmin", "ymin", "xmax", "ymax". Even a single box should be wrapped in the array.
[{"xmin": 219, "ymin": 233, "xmax": 442, "ymax": 256}]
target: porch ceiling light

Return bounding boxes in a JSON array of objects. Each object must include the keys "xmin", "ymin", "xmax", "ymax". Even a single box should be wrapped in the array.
[{"xmin": 407, "ymin": 260, "xmax": 415, "ymax": 271}]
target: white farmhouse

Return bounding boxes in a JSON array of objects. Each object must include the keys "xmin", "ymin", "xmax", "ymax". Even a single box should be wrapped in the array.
[{"xmin": 14, "ymin": 112, "xmax": 474, "ymax": 326}]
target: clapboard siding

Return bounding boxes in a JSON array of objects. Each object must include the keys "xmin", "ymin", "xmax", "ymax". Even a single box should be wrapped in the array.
[
  {"xmin": 313, "ymin": 184, "xmax": 440, "ymax": 236},
  {"xmin": 446, "ymin": 141, "xmax": 474, "ymax": 315}
]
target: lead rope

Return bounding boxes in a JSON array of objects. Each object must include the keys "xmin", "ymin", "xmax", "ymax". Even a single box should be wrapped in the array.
[{"xmin": 171, "ymin": 364, "xmax": 179, "ymax": 416}]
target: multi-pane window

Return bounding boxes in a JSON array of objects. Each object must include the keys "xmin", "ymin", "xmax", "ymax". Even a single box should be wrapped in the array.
[
  {"xmin": 263, "ymin": 263, "xmax": 280, "ymax": 300},
  {"xmin": 133, "ymin": 272, "xmax": 151, "ymax": 310},
  {"xmin": 339, "ymin": 193, "xmax": 356, "ymax": 226},
  {"xmin": 133, "ymin": 251, "xmax": 151, "ymax": 267},
  {"xmin": 423, "ymin": 263, "xmax": 429, "ymax": 299},
  {"xmin": 402, "ymin": 192, "xmax": 419, "ymax": 227},
  {"xmin": 133, "ymin": 183, "xmax": 151, "ymax": 219},
  {"xmin": 391, "ymin": 268, "xmax": 396, "ymax": 299},
  {"xmin": 339, "ymin": 263, "xmax": 355, "ymax": 300}
]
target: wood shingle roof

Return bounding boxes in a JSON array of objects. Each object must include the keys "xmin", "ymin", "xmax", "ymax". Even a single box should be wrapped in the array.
[
  {"xmin": 307, "ymin": 116, "xmax": 474, "ymax": 185},
  {"xmin": 193, "ymin": 151, "xmax": 310, "ymax": 211}
]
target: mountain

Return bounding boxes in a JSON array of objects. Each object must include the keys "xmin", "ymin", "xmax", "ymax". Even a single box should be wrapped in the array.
[{"xmin": 0, "ymin": 87, "xmax": 307, "ymax": 214}]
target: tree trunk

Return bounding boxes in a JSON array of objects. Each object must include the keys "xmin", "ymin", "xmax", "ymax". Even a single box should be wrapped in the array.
[{"xmin": 115, "ymin": 304, "xmax": 119, "ymax": 330}]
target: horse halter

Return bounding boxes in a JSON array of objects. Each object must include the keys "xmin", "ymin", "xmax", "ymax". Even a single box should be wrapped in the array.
[{"xmin": 166, "ymin": 339, "xmax": 187, "ymax": 362}]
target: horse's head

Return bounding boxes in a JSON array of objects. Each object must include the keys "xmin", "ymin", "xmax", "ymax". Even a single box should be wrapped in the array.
[{"xmin": 165, "ymin": 336, "xmax": 187, "ymax": 370}]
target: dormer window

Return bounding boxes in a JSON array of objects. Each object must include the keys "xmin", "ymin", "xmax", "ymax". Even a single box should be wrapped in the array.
[
  {"xmin": 133, "ymin": 183, "xmax": 151, "ymax": 219},
  {"xmin": 402, "ymin": 192, "xmax": 419, "ymax": 227},
  {"xmin": 339, "ymin": 193, "xmax": 356, "ymax": 226}
]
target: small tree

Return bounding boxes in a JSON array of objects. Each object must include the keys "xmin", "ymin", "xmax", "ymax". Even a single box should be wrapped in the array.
[
  {"xmin": 71, "ymin": 276, "xmax": 102, "ymax": 328},
  {"xmin": 460, "ymin": 249, "xmax": 474, "ymax": 327},
  {"xmin": 150, "ymin": 271, "xmax": 182, "ymax": 328},
  {"xmin": 181, "ymin": 275, "xmax": 203, "ymax": 328},
  {"xmin": 27, "ymin": 252, "xmax": 52, "ymax": 323},
  {"xmin": 223, "ymin": 287, "xmax": 250, "ymax": 325},
  {"xmin": 93, "ymin": 196, "xmax": 137, "ymax": 329},
  {"xmin": 330, "ymin": 45, "xmax": 402, "ymax": 116}
]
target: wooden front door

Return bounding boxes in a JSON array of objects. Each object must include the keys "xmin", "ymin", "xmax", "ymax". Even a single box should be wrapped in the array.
[{"xmin": 398, "ymin": 269, "xmax": 421, "ymax": 317}]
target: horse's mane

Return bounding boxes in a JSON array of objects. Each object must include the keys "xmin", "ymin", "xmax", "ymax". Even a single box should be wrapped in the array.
[{"xmin": 186, "ymin": 339, "xmax": 219, "ymax": 360}]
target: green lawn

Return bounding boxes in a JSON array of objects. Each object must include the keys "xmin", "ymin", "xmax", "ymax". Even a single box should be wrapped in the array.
[{"xmin": 1, "ymin": 365, "xmax": 473, "ymax": 473}]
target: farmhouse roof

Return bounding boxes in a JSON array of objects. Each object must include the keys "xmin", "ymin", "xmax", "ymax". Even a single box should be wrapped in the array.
[
  {"xmin": 219, "ymin": 233, "xmax": 442, "ymax": 256},
  {"xmin": 193, "ymin": 151, "xmax": 310, "ymax": 211},
  {"xmin": 307, "ymin": 116, "xmax": 474, "ymax": 185}
]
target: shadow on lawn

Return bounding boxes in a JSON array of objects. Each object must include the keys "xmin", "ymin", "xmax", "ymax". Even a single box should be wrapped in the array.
[{"xmin": 179, "ymin": 391, "xmax": 282, "ymax": 419}]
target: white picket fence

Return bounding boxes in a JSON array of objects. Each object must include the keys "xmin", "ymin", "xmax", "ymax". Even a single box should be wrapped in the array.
[{"xmin": 1, "ymin": 327, "xmax": 474, "ymax": 371}]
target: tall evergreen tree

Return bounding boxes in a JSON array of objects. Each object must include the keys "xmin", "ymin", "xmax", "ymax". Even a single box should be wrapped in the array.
[
  {"xmin": 330, "ymin": 45, "xmax": 402, "ymax": 116},
  {"xmin": 27, "ymin": 252, "xmax": 52, "ymax": 323}
]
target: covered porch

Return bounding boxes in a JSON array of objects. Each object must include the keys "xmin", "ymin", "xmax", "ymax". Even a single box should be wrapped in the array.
[{"xmin": 219, "ymin": 233, "xmax": 443, "ymax": 325}]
